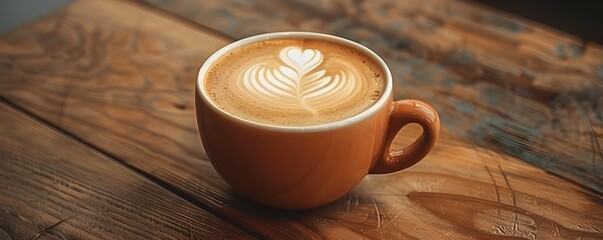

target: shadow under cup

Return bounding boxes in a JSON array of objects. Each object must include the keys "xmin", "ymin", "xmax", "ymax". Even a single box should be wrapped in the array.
[{"xmin": 195, "ymin": 32, "xmax": 440, "ymax": 210}]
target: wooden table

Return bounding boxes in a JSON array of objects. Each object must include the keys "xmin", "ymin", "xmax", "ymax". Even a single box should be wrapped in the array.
[{"xmin": 1, "ymin": 0, "xmax": 601, "ymax": 239}]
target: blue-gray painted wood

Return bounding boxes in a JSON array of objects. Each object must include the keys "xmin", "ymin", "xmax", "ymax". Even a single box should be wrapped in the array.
[{"xmin": 0, "ymin": 0, "xmax": 72, "ymax": 34}]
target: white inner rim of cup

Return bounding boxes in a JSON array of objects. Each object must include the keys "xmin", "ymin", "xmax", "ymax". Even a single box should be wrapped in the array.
[{"xmin": 197, "ymin": 32, "xmax": 393, "ymax": 132}]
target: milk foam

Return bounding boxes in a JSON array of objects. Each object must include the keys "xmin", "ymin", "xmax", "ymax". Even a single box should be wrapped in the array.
[
  {"xmin": 242, "ymin": 47, "xmax": 362, "ymax": 114},
  {"xmin": 205, "ymin": 39, "xmax": 384, "ymax": 126}
]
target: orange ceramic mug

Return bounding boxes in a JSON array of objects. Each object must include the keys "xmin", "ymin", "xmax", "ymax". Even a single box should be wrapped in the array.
[{"xmin": 195, "ymin": 32, "xmax": 440, "ymax": 209}]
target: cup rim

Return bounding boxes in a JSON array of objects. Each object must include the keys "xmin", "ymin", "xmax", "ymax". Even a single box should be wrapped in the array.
[{"xmin": 197, "ymin": 31, "xmax": 392, "ymax": 132}]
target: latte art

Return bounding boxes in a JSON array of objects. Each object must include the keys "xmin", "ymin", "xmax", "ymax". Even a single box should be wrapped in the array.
[
  {"xmin": 241, "ymin": 47, "xmax": 362, "ymax": 114},
  {"xmin": 205, "ymin": 39, "xmax": 384, "ymax": 126}
]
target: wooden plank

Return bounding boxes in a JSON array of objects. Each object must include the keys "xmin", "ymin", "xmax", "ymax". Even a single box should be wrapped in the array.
[
  {"xmin": 142, "ymin": 0, "xmax": 603, "ymax": 194},
  {"xmin": 0, "ymin": 102, "xmax": 250, "ymax": 239},
  {"xmin": 1, "ymin": 0, "xmax": 601, "ymax": 239}
]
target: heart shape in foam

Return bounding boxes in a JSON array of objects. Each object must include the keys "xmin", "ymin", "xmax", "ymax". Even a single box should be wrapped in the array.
[
  {"xmin": 287, "ymin": 48, "xmax": 314, "ymax": 65},
  {"xmin": 281, "ymin": 47, "xmax": 321, "ymax": 75}
]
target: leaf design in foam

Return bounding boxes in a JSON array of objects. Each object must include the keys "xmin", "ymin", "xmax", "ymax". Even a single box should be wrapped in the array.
[{"xmin": 241, "ymin": 47, "xmax": 362, "ymax": 113}]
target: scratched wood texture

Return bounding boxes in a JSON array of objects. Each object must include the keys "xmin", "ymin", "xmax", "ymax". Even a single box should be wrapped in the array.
[
  {"xmin": 143, "ymin": 0, "xmax": 603, "ymax": 194},
  {"xmin": 0, "ymin": 102, "xmax": 249, "ymax": 239},
  {"xmin": 0, "ymin": 0, "xmax": 601, "ymax": 239}
]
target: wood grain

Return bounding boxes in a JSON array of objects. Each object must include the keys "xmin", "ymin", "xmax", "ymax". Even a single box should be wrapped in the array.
[
  {"xmin": 143, "ymin": 0, "xmax": 603, "ymax": 194},
  {"xmin": 0, "ymin": 0, "xmax": 601, "ymax": 239},
  {"xmin": 0, "ymin": 102, "xmax": 249, "ymax": 239}
]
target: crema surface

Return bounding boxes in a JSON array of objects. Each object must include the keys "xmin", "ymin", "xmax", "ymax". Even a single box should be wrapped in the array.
[{"xmin": 204, "ymin": 39, "xmax": 384, "ymax": 126}]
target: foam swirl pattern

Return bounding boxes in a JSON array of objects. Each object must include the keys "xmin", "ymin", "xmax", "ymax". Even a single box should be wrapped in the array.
[
  {"xmin": 240, "ymin": 47, "xmax": 363, "ymax": 114},
  {"xmin": 205, "ymin": 39, "xmax": 384, "ymax": 126}
]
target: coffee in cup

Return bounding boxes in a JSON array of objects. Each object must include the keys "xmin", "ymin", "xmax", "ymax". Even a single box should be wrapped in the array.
[{"xmin": 204, "ymin": 38, "xmax": 384, "ymax": 126}]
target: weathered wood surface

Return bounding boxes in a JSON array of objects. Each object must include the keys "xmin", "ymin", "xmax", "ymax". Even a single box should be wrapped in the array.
[
  {"xmin": 0, "ymin": 0, "xmax": 601, "ymax": 239},
  {"xmin": 143, "ymin": 0, "xmax": 603, "ymax": 194},
  {"xmin": 0, "ymin": 102, "xmax": 249, "ymax": 239}
]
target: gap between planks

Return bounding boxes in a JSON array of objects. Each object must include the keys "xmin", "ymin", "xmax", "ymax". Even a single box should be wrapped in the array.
[{"xmin": 121, "ymin": 0, "xmax": 235, "ymax": 42}]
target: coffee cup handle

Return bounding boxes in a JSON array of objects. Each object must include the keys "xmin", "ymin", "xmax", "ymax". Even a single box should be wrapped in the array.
[{"xmin": 369, "ymin": 99, "xmax": 440, "ymax": 174}]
